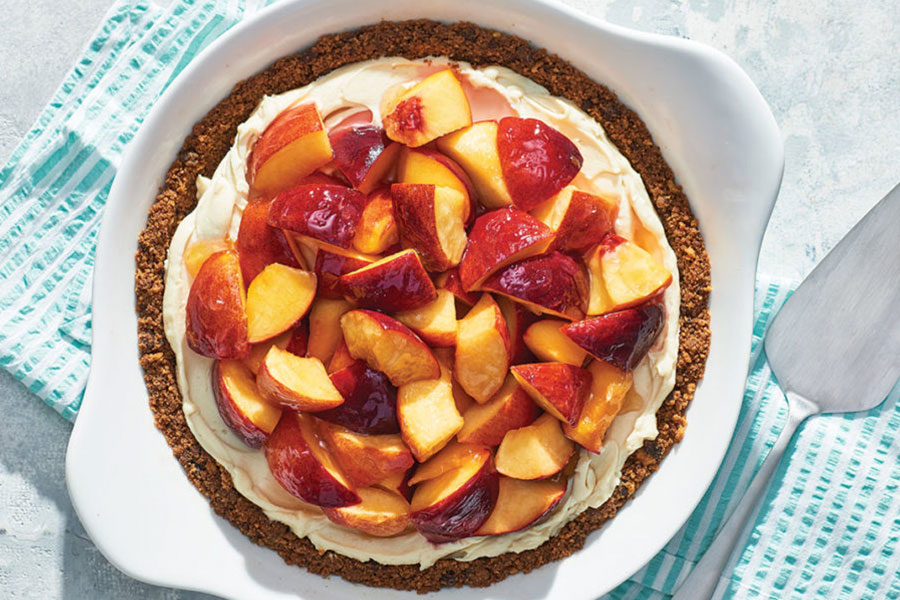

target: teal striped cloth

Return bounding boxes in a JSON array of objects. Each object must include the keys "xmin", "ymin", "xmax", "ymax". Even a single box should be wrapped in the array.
[{"xmin": 2, "ymin": 1, "xmax": 898, "ymax": 597}]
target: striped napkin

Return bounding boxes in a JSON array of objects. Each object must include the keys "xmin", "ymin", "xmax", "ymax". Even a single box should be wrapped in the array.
[{"xmin": 2, "ymin": 1, "xmax": 898, "ymax": 597}]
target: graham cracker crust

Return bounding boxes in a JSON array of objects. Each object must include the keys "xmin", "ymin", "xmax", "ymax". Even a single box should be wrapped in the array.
[{"xmin": 134, "ymin": 19, "xmax": 711, "ymax": 593}]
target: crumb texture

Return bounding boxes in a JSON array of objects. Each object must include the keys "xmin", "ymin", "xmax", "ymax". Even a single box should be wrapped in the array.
[{"xmin": 135, "ymin": 19, "xmax": 711, "ymax": 593}]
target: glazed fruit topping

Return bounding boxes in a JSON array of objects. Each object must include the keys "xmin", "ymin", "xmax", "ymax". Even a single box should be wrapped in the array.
[{"xmin": 184, "ymin": 66, "xmax": 674, "ymax": 543}]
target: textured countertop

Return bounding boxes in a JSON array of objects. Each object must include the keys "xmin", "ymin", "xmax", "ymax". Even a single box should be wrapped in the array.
[{"xmin": 1, "ymin": 0, "xmax": 898, "ymax": 598}]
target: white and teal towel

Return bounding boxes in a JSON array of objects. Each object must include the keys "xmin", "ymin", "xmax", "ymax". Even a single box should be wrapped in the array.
[{"xmin": 1, "ymin": 1, "xmax": 898, "ymax": 597}]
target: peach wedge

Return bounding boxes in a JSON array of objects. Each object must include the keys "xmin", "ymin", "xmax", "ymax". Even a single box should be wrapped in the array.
[
  {"xmin": 475, "ymin": 476, "xmax": 567, "ymax": 536},
  {"xmin": 531, "ymin": 185, "xmax": 617, "ymax": 253},
  {"xmin": 562, "ymin": 304, "xmax": 665, "ymax": 372},
  {"xmin": 511, "ymin": 362, "xmax": 592, "ymax": 426},
  {"xmin": 264, "ymin": 411, "xmax": 360, "ymax": 508},
  {"xmin": 212, "ymin": 360, "xmax": 282, "ymax": 448},
  {"xmin": 455, "ymin": 294, "xmax": 511, "ymax": 403},
  {"xmin": 395, "ymin": 289, "xmax": 458, "ymax": 347},
  {"xmin": 436, "ymin": 121, "xmax": 512, "ymax": 209},
  {"xmin": 392, "ymin": 183, "xmax": 468, "ymax": 272},
  {"xmin": 318, "ymin": 421, "xmax": 414, "ymax": 488},
  {"xmin": 339, "ymin": 249, "xmax": 437, "ymax": 312},
  {"xmin": 352, "ymin": 187, "xmax": 399, "ymax": 255},
  {"xmin": 245, "ymin": 264, "xmax": 316, "ymax": 344},
  {"xmin": 395, "ymin": 147, "xmax": 476, "ymax": 223},
  {"xmin": 236, "ymin": 196, "xmax": 301, "ymax": 284},
  {"xmin": 563, "ymin": 360, "xmax": 633, "ymax": 452},
  {"xmin": 496, "ymin": 116, "xmax": 583, "ymax": 211},
  {"xmin": 409, "ymin": 445, "xmax": 498, "ymax": 542},
  {"xmin": 397, "ymin": 365, "xmax": 464, "ymax": 462},
  {"xmin": 383, "ymin": 69, "xmax": 472, "ymax": 147},
  {"xmin": 257, "ymin": 346, "xmax": 344, "ymax": 411},
  {"xmin": 340, "ymin": 309, "xmax": 441, "ymax": 386},
  {"xmin": 323, "ymin": 486, "xmax": 411, "ymax": 537},
  {"xmin": 247, "ymin": 103, "xmax": 333, "ymax": 195},
  {"xmin": 306, "ymin": 297, "xmax": 353, "ymax": 365},
  {"xmin": 328, "ymin": 125, "xmax": 400, "ymax": 193},
  {"xmin": 185, "ymin": 250, "xmax": 250, "ymax": 360},
  {"xmin": 586, "ymin": 234, "xmax": 672, "ymax": 315},
  {"xmin": 523, "ymin": 319, "xmax": 588, "ymax": 366},
  {"xmin": 457, "ymin": 375, "xmax": 539, "ymax": 447},
  {"xmin": 482, "ymin": 251, "xmax": 589, "ymax": 321},
  {"xmin": 495, "ymin": 413, "xmax": 575, "ymax": 480},
  {"xmin": 457, "ymin": 207, "xmax": 553, "ymax": 291},
  {"xmin": 408, "ymin": 441, "xmax": 492, "ymax": 486}
]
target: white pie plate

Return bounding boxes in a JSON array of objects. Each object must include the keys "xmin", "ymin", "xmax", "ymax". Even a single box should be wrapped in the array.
[{"xmin": 66, "ymin": 0, "xmax": 782, "ymax": 598}]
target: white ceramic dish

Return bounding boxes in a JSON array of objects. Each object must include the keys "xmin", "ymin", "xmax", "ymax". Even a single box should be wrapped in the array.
[{"xmin": 66, "ymin": 1, "xmax": 782, "ymax": 598}]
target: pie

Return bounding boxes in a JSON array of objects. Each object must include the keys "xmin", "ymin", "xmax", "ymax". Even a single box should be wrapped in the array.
[{"xmin": 136, "ymin": 19, "xmax": 710, "ymax": 592}]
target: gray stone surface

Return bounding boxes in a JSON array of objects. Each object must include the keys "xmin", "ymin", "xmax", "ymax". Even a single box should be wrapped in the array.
[{"xmin": 0, "ymin": 0, "xmax": 898, "ymax": 598}]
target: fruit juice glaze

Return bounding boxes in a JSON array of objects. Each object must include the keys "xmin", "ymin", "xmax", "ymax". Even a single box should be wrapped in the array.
[{"xmin": 162, "ymin": 57, "xmax": 679, "ymax": 567}]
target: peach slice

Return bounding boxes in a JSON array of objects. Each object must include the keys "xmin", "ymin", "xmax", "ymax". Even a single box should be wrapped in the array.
[
  {"xmin": 245, "ymin": 264, "xmax": 316, "ymax": 343},
  {"xmin": 319, "ymin": 361, "xmax": 399, "ymax": 435},
  {"xmin": 264, "ymin": 411, "xmax": 360, "ymax": 508},
  {"xmin": 409, "ymin": 445, "xmax": 498, "ymax": 542},
  {"xmin": 474, "ymin": 476, "xmax": 567, "ymax": 536},
  {"xmin": 212, "ymin": 360, "xmax": 282, "ymax": 448},
  {"xmin": 314, "ymin": 246, "xmax": 375, "ymax": 299},
  {"xmin": 267, "ymin": 184, "xmax": 366, "ymax": 249},
  {"xmin": 562, "ymin": 304, "xmax": 665, "ymax": 372},
  {"xmin": 352, "ymin": 187, "xmax": 399, "ymax": 255},
  {"xmin": 563, "ymin": 360, "xmax": 633, "ymax": 452},
  {"xmin": 185, "ymin": 250, "xmax": 250, "ymax": 359},
  {"xmin": 497, "ymin": 296, "xmax": 539, "ymax": 365},
  {"xmin": 531, "ymin": 185, "xmax": 617, "ymax": 252},
  {"xmin": 408, "ymin": 441, "xmax": 492, "ymax": 485},
  {"xmin": 318, "ymin": 421, "xmax": 414, "ymax": 488},
  {"xmin": 397, "ymin": 364, "xmax": 464, "ymax": 462},
  {"xmin": 383, "ymin": 69, "xmax": 472, "ymax": 147},
  {"xmin": 323, "ymin": 486, "xmax": 411, "ymax": 537},
  {"xmin": 395, "ymin": 289, "xmax": 458, "ymax": 347},
  {"xmin": 236, "ymin": 196, "xmax": 301, "ymax": 283},
  {"xmin": 481, "ymin": 251, "xmax": 589, "ymax": 321},
  {"xmin": 586, "ymin": 234, "xmax": 673, "ymax": 315},
  {"xmin": 339, "ymin": 249, "xmax": 437, "ymax": 312},
  {"xmin": 244, "ymin": 330, "xmax": 292, "ymax": 375},
  {"xmin": 306, "ymin": 297, "xmax": 353, "ymax": 364},
  {"xmin": 391, "ymin": 183, "xmax": 468, "ymax": 272},
  {"xmin": 496, "ymin": 116, "xmax": 583, "ymax": 211},
  {"xmin": 340, "ymin": 309, "xmax": 441, "ymax": 386},
  {"xmin": 457, "ymin": 207, "xmax": 553, "ymax": 291},
  {"xmin": 257, "ymin": 346, "xmax": 344, "ymax": 411},
  {"xmin": 457, "ymin": 375, "xmax": 539, "ymax": 446},
  {"xmin": 374, "ymin": 470, "xmax": 413, "ymax": 501},
  {"xmin": 455, "ymin": 294, "xmax": 511, "ymax": 403},
  {"xmin": 396, "ymin": 146, "xmax": 476, "ymax": 223},
  {"xmin": 434, "ymin": 268, "xmax": 479, "ymax": 308},
  {"xmin": 495, "ymin": 413, "xmax": 575, "ymax": 480},
  {"xmin": 326, "ymin": 339, "xmax": 356, "ymax": 374},
  {"xmin": 247, "ymin": 103, "xmax": 333, "ymax": 195},
  {"xmin": 184, "ymin": 238, "xmax": 230, "ymax": 280},
  {"xmin": 523, "ymin": 319, "xmax": 588, "ymax": 366},
  {"xmin": 436, "ymin": 121, "xmax": 513, "ymax": 209},
  {"xmin": 510, "ymin": 363, "xmax": 592, "ymax": 426},
  {"xmin": 329, "ymin": 125, "xmax": 400, "ymax": 193}
]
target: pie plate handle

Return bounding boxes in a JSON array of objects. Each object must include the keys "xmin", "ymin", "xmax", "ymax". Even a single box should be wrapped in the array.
[{"xmin": 671, "ymin": 392, "xmax": 819, "ymax": 600}]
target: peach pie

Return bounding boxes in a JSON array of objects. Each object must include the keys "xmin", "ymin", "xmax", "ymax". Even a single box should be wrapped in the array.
[{"xmin": 158, "ymin": 51, "xmax": 690, "ymax": 573}]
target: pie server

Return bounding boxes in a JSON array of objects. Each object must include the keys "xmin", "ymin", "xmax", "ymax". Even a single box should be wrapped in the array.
[{"xmin": 673, "ymin": 182, "xmax": 900, "ymax": 600}]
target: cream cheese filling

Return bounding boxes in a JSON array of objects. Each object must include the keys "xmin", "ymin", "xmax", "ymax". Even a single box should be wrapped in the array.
[{"xmin": 161, "ymin": 57, "xmax": 680, "ymax": 568}]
